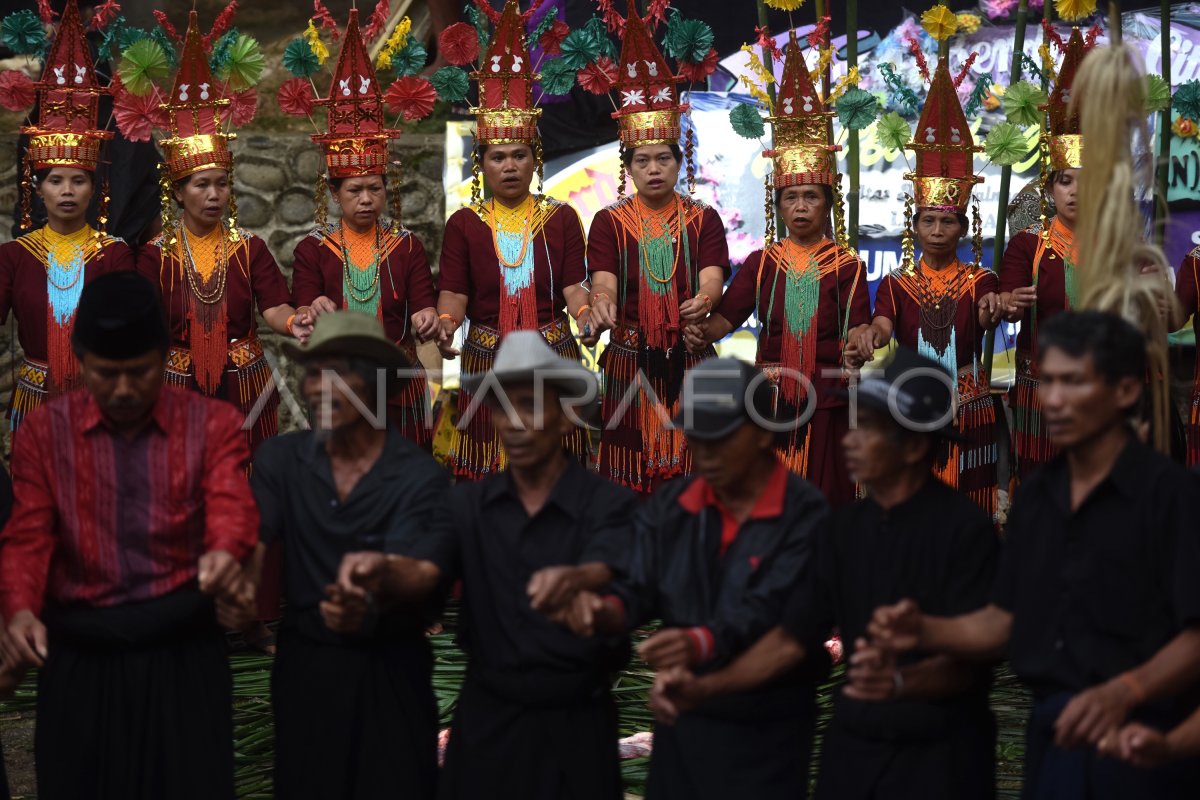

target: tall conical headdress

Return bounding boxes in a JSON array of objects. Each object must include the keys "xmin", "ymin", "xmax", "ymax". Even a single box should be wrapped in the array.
[
  {"xmin": 158, "ymin": 11, "xmax": 234, "ymax": 182},
  {"xmin": 20, "ymin": 0, "xmax": 112, "ymax": 174},
  {"xmin": 1045, "ymin": 26, "xmax": 1092, "ymax": 171},
  {"xmin": 472, "ymin": 0, "xmax": 541, "ymax": 145},
  {"xmin": 611, "ymin": 10, "xmax": 686, "ymax": 148},
  {"xmin": 907, "ymin": 58, "xmax": 982, "ymax": 213},
  {"xmin": 313, "ymin": 8, "xmax": 400, "ymax": 178},
  {"xmin": 767, "ymin": 34, "xmax": 839, "ymax": 188}
]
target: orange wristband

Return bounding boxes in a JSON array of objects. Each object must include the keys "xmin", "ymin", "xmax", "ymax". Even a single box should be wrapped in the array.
[
  {"xmin": 575, "ymin": 304, "xmax": 591, "ymax": 320},
  {"xmin": 439, "ymin": 313, "xmax": 460, "ymax": 326},
  {"xmin": 286, "ymin": 314, "xmax": 297, "ymax": 331}
]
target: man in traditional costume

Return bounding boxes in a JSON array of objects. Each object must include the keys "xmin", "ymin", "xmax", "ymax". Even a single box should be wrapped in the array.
[
  {"xmin": 436, "ymin": 0, "xmax": 591, "ymax": 480},
  {"xmin": 0, "ymin": 271, "xmax": 259, "ymax": 800},
  {"xmin": 292, "ymin": 8, "xmax": 439, "ymax": 448},
  {"xmin": 0, "ymin": 0, "xmax": 134, "ymax": 437}
]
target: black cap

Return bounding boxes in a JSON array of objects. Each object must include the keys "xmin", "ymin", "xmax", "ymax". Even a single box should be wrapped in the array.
[
  {"xmin": 673, "ymin": 357, "xmax": 775, "ymax": 441},
  {"xmin": 852, "ymin": 346, "xmax": 959, "ymax": 437},
  {"xmin": 71, "ymin": 271, "xmax": 169, "ymax": 360}
]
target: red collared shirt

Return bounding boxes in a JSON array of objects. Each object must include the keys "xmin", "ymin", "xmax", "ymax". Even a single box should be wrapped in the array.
[
  {"xmin": 673, "ymin": 458, "xmax": 790, "ymax": 662},
  {"xmin": 677, "ymin": 457, "xmax": 790, "ymax": 558},
  {"xmin": 0, "ymin": 386, "xmax": 258, "ymax": 618}
]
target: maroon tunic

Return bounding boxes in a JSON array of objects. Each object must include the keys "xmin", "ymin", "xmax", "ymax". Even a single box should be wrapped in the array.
[
  {"xmin": 292, "ymin": 223, "xmax": 437, "ymax": 447},
  {"xmin": 586, "ymin": 195, "xmax": 730, "ymax": 326},
  {"xmin": 998, "ymin": 226, "xmax": 1073, "ymax": 476},
  {"xmin": 438, "ymin": 200, "xmax": 586, "ymax": 328},
  {"xmin": 587, "ymin": 193, "xmax": 731, "ymax": 493},
  {"xmin": 1176, "ymin": 249, "xmax": 1200, "ymax": 466},
  {"xmin": 874, "ymin": 264, "xmax": 1000, "ymax": 515},
  {"xmin": 0, "ymin": 232, "xmax": 134, "ymax": 362},
  {"xmin": 136, "ymin": 229, "xmax": 292, "ymax": 452},
  {"xmin": 717, "ymin": 240, "xmax": 869, "ymax": 507}
]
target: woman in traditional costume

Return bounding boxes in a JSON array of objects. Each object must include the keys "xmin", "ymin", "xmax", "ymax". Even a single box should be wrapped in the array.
[
  {"xmin": 0, "ymin": 1, "xmax": 134, "ymax": 437},
  {"xmin": 586, "ymin": 7, "xmax": 730, "ymax": 494},
  {"xmin": 998, "ymin": 25, "xmax": 1092, "ymax": 478},
  {"xmin": 435, "ymin": 0, "xmax": 590, "ymax": 480},
  {"xmin": 127, "ymin": 13, "xmax": 311, "ymax": 453},
  {"xmin": 690, "ymin": 33, "xmax": 869, "ymax": 506},
  {"xmin": 847, "ymin": 52, "xmax": 1004, "ymax": 517},
  {"xmin": 291, "ymin": 10, "xmax": 438, "ymax": 448}
]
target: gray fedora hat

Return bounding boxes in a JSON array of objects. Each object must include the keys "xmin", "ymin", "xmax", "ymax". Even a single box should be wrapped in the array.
[
  {"xmin": 460, "ymin": 330, "xmax": 597, "ymax": 402},
  {"xmin": 282, "ymin": 310, "xmax": 412, "ymax": 374}
]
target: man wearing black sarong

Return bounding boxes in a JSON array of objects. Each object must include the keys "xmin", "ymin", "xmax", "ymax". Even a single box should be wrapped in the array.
[
  {"xmin": 650, "ymin": 347, "xmax": 999, "ymax": 800},
  {"xmin": 870, "ymin": 311, "xmax": 1200, "ymax": 800},
  {"xmin": 252, "ymin": 311, "xmax": 448, "ymax": 799},
  {"xmin": 0, "ymin": 271, "xmax": 258, "ymax": 800},
  {"xmin": 333, "ymin": 330, "xmax": 636, "ymax": 800},
  {"xmin": 559, "ymin": 357, "xmax": 831, "ymax": 800}
]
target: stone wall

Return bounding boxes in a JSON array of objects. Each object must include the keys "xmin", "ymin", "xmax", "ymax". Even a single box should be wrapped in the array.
[{"xmin": 0, "ymin": 132, "xmax": 446, "ymax": 453}]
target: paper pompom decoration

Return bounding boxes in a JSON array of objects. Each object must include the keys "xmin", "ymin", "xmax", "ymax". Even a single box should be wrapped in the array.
[
  {"xmin": 216, "ymin": 34, "xmax": 265, "ymax": 91},
  {"xmin": 664, "ymin": 13, "xmax": 714, "ymax": 65},
  {"xmin": 1174, "ymin": 80, "xmax": 1200, "ymax": 123},
  {"xmin": 283, "ymin": 37, "xmax": 320, "ymax": 78},
  {"xmin": 277, "ymin": 77, "xmax": 317, "ymax": 117},
  {"xmin": 1054, "ymin": 0, "xmax": 1097, "ymax": 22},
  {"xmin": 578, "ymin": 57, "xmax": 617, "ymax": 95},
  {"xmin": 921, "ymin": 4, "xmax": 958, "ymax": 42},
  {"xmin": 836, "ymin": 87, "xmax": 879, "ymax": 131},
  {"xmin": 729, "ymin": 103, "xmax": 765, "ymax": 139},
  {"xmin": 439, "ymin": 22, "xmax": 480, "ymax": 67},
  {"xmin": 0, "ymin": 69, "xmax": 36, "ymax": 113},
  {"xmin": 876, "ymin": 111, "xmax": 912, "ymax": 152},
  {"xmin": 430, "ymin": 66, "xmax": 469, "ymax": 103},
  {"xmin": 539, "ymin": 20, "xmax": 570, "ymax": 57},
  {"xmin": 1002, "ymin": 80, "xmax": 1048, "ymax": 127},
  {"xmin": 539, "ymin": 58, "xmax": 578, "ymax": 96},
  {"xmin": 221, "ymin": 87, "xmax": 259, "ymax": 127},
  {"xmin": 390, "ymin": 40, "xmax": 428, "ymax": 78},
  {"xmin": 679, "ymin": 49, "xmax": 718, "ymax": 84},
  {"xmin": 385, "ymin": 76, "xmax": 437, "ymax": 121},
  {"xmin": 1, "ymin": 11, "xmax": 46, "ymax": 56},
  {"xmin": 113, "ymin": 86, "xmax": 168, "ymax": 142},
  {"xmin": 558, "ymin": 27, "xmax": 601, "ymax": 71},
  {"xmin": 1143, "ymin": 74, "xmax": 1171, "ymax": 114},
  {"xmin": 118, "ymin": 39, "xmax": 172, "ymax": 96},
  {"xmin": 984, "ymin": 122, "xmax": 1029, "ymax": 165}
]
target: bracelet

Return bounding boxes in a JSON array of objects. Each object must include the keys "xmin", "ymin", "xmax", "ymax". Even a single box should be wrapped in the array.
[
  {"xmin": 591, "ymin": 292, "xmax": 612, "ymax": 303},
  {"xmin": 286, "ymin": 314, "xmax": 297, "ymax": 331},
  {"xmin": 1118, "ymin": 671, "xmax": 1147, "ymax": 704},
  {"xmin": 575, "ymin": 304, "xmax": 591, "ymax": 320},
  {"xmin": 696, "ymin": 292, "xmax": 712, "ymax": 311},
  {"xmin": 439, "ymin": 313, "xmax": 460, "ymax": 326}
]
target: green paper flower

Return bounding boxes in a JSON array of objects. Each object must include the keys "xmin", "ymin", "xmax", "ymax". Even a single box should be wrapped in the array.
[
  {"xmin": 149, "ymin": 26, "xmax": 178, "ymax": 70},
  {"xmin": 530, "ymin": 6, "xmax": 558, "ymax": 44},
  {"xmin": 283, "ymin": 37, "xmax": 320, "ymax": 78},
  {"xmin": 1, "ymin": 11, "xmax": 46, "ymax": 56},
  {"xmin": 118, "ymin": 38, "xmax": 171, "ymax": 97},
  {"xmin": 583, "ymin": 16, "xmax": 618, "ymax": 60},
  {"xmin": 119, "ymin": 25, "xmax": 149, "ymax": 51},
  {"xmin": 208, "ymin": 29, "xmax": 239, "ymax": 79},
  {"xmin": 218, "ymin": 34, "xmax": 265, "ymax": 91},
  {"xmin": 391, "ymin": 40, "xmax": 428, "ymax": 78},
  {"xmin": 559, "ymin": 28, "xmax": 601, "ymax": 71},
  {"xmin": 985, "ymin": 122, "xmax": 1029, "ymax": 166},
  {"xmin": 876, "ymin": 111, "xmax": 912, "ymax": 152},
  {"xmin": 1174, "ymin": 80, "xmax": 1200, "ymax": 122},
  {"xmin": 836, "ymin": 87, "xmax": 879, "ymax": 131},
  {"xmin": 1003, "ymin": 80, "xmax": 1048, "ymax": 127},
  {"xmin": 539, "ymin": 58, "xmax": 577, "ymax": 96},
  {"xmin": 1144, "ymin": 74, "xmax": 1171, "ymax": 114},
  {"xmin": 729, "ymin": 103, "xmax": 765, "ymax": 139},
  {"xmin": 664, "ymin": 11, "xmax": 714, "ymax": 64},
  {"xmin": 430, "ymin": 66, "xmax": 469, "ymax": 103}
]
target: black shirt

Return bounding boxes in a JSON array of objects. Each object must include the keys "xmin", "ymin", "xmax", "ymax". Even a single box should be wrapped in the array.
[
  {"xmin": 610, "ymin": 467, "xmax": 830, "ymax": 718},
  {"xmin": 407, "ymin": 458, "xmax": 637, "ymax": 687},
  {"xmin": 992, "ymin": 437, "xmax": 1200, "ymax": 697},
  {"xmin": 784, "ymin": 477, "xmax": 998, "ymax": 738},
  {"xmin": 252, "ymin": 428, "xmax": 449, "ymax": 636}
]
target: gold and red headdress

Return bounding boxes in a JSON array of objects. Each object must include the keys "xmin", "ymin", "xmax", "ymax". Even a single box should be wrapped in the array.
[
  {"xmin": 907, "ymin": 58, "xmax": 982, "ymax": 214},
  {"xmin": 611, "ymin": 10, "xmax": 686, "ymax": 149},
  {"xmin": 1044, "ymin": 26, "xmax": 1092, "ymax": 172},
  {"xmin": 767, "ymin": 34, "xmax": 839, "ymax": 189},
  {"xmin": 20, "ymin": 0, "xmax": 112, "ymax": 175},
  {"xmin": 472, "ymin": 0, "xmax": 542, "ymax": 146},
  {"xmin": 158, "ymin": 12, "xmax": 234, "ymax": 183},
  {"xmin": 313, "ymin": 9, "xmax": 400, "ymax": 180}
]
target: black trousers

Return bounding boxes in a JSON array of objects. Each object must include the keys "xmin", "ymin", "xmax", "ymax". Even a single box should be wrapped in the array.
[
  {"xmin": 440, "ymin": 670, "xmax": 623, "ymax": 800},
  {"xmin": 1024, "ymin": 692, "xmax": 1200, "ymax": 800},
  {"xmin": 272, "ymin": 627, "xmax": 439, "ymax": 800},
  {"xmin": 647, "ymin": 711, "xmax": 816, "ymax": 800},
  {"xmin": 35, "ymin": 590, "xmax": 235, "ymax": 800}
]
